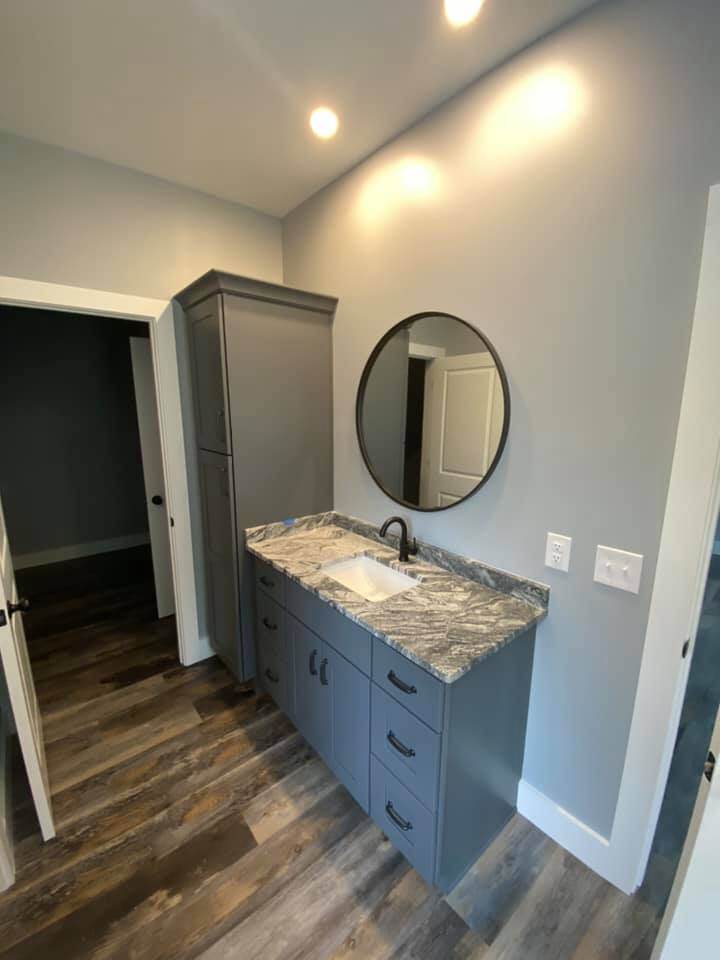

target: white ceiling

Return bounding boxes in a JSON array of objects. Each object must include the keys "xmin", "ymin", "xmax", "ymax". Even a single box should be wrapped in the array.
[{"xmin": 0, "ymin": 0, "xmax": 600, "ymax": 217}]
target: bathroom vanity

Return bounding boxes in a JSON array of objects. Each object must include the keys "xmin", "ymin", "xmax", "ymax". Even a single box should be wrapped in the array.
[{"xmin": 246, "ymin": 512, "xmax": 548, "ymax": 892}]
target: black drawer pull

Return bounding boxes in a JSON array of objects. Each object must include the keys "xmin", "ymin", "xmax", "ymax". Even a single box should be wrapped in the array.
[
  {"xmin": 387, "ymin": 730, "xmax": 415, "ymax": 758},
  {"xmin": 259, "ymin": 575, "xmax": 275, "ymax": 589},
  {"xmin": 320, "ymin": 657, "xmax": 329, "ymax": 686},
  {"xmin": 387, "ymin": 670, "xmax": 417, "ymax": 695},
  {"xmin": 385, "ymin": 801, "xmax": 413, "ymax": 832},
  {"xmin": 264, "ymin": 668, "xmax": 279, "ymax": 684},
  {"xmin": 309, "ymin": 649, "xmax": 318, "ymax": 676},
  {"xmin": 261, "ymin": 617, "xmax": 278, "ymax": 631}
]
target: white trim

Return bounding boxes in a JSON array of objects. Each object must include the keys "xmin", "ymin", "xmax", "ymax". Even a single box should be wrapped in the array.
[
  {"xmin": 13, "ymin": 533, "xmax": 150, "ymax": 571},
  {"xmin": 408, "ymin": 341, "xmax": 446, "ymax": 359},
  {"xmin": 0, "ymin": 705, "xmax": 14, "ymax": 892},
  {"xmin": 517, "ymin": 780, "xmax": 617, "ymax": 882},
  {"xmin": 0, "ymin": 275, "xmax": 205, "ymax": 666}
]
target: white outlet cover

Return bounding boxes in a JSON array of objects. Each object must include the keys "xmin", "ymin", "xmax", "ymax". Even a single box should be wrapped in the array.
[
  {"xmin": 545, "ymin": 532, "xmax": 572, "ymax": 572},
  {"xmin": 594, "ymin": 545, "xmax": 643, "ymax": 594}
]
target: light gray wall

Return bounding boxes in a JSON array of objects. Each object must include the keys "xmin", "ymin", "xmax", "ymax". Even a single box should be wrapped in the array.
[
  {"xmin": 0, "ymin": 307, "xmax": 148, "ymax": 558},
  {"xmin": 283, "ymin": 0, "xmax": 720, "ymax": 837},
  {"xmin": 0, "ymin": 132, "xmax": 283, "ymax": 298},
  {"xmin": 0, "ymin": 130, "xmax": 283, "ymax": 643}
]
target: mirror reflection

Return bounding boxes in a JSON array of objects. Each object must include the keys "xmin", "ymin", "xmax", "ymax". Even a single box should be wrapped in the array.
[{"xmin": 357, "ymin": 313, "xmax": 508, "ymax": 511}]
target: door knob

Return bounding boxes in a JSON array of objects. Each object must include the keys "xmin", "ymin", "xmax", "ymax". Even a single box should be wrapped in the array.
[
  {"xmin": 151, "ymin": 495, "xmax": 163, "ymax": 506},
  {"xmin": 8, "ymin": 598, "xmax": 30, "ymax": 618}
]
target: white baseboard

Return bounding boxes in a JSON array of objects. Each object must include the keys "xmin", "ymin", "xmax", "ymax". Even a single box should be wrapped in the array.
[
  {"xmin": 517, "ymin": 779, "xmax": 633, "ymax": 894},
  {"xmin": 13, "ymin": 533, "xmax": 150, "ymax": 570}
]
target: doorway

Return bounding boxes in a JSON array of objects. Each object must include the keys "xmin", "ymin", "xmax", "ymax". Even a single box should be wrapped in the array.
[
  {"xmin": 0, "ymin": 304, "xmax": 174, "ymax": 626},
  {"xmin": 641, "ymin": 510, "xmax": 720, "ymax": 909}
]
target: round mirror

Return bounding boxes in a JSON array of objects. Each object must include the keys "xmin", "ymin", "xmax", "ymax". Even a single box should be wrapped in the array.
[{"xmin": 356, "ymin": 312, "xmax": 510, "ymax": 511}]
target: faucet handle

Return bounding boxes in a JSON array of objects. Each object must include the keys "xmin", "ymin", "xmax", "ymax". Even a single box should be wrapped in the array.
[{"xmin": 409, "ymin": 537, "xmax": 418, "ymax": 556}]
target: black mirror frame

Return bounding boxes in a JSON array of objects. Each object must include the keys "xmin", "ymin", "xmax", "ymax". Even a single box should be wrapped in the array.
[{"xmin": 355, "ymin": 311, "xmax": 511, "ymax": 513}]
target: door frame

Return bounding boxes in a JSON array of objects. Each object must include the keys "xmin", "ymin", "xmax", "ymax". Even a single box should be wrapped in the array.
[
  {"xmin": 600, "ymin": 183, "xmax": 720, "ymax": 892},
  {"xmin": 0, "ymin": 275, "xmax": 207, "ymax": 666}
]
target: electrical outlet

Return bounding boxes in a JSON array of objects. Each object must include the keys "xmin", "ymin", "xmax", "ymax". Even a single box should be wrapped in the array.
[
  {"xmin": 545, "ymin": 533, "xmax": 572, "ymax": 572},
  {"xmin": 594, "ymin": 545, "xmax": 643, "ymax": 594}
]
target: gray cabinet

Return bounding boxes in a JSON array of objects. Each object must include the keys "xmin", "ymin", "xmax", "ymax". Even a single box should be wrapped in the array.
[
  {"xmin": 252, "ymin": 554, "xmax": 536, "ymax": 894},
  {"xmin": 323, "ymin": 644, "xmax": 370, "ymax": 810},
  {"xmin": 177, "ymin": 271, "xmax": 337, "ymax": 680},
  {"xmin": 186, "ymin": 295, "xmax": 230, "ymax": 455},
  {"xmin": 290, "ymin": 614, "xmax": 329, "ymax": 759},
  {"xmin": 198, "ymin": 449, "xmax": 239, "ymax": 669}
]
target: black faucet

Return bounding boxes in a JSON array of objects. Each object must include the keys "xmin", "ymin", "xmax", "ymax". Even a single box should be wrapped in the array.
[{"xmin": 379, "ymin": 516, "xmax": 418, "ymax": 563}]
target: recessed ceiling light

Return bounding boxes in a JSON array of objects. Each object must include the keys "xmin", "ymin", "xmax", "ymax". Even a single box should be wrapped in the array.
[
  {"xmin": 310, "ymin": 106, "xmax": 339, "ymax": 140},
  {"xmin": 444, "ymin": 0, "xmax": 485, "ymax": 28}
]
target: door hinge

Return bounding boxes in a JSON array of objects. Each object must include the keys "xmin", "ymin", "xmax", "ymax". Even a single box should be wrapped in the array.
[
  {"xmin": 170, "ymin": 517, "xmax": 175, "ymax": 527},
  {"xmin": 705, "ymin": 751, "xmax": 716, "ymax": 784},
  {"xmin": 0, "ymin": 609, "xmax": 6, "ymax": 627},
  {"xmin": 682, "ymin": 638, "xmax": 690, "ymax": 658}
]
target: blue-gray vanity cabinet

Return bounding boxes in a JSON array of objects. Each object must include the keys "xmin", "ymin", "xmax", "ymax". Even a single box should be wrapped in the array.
[
  {"xmin": 370, "ymin": 756, "xmax": 436, "ymax": 883},
  {"xmin": 289, "ymin": 614, "xmax": 329, "ymax": 760},
  {"xmin": 371, "ymin": 685, "xmax": 441, "ymax": 812},
  {"xmin": 286, "ymin": 579, "xmax": 371, "ymax": 676},
  {"xmin": 372, "ymin": 639, "xmax": 445, "ymax": 733},
  {"xmin": 323, "ymin": 644, "xmax": 370, "ymax": 811}
]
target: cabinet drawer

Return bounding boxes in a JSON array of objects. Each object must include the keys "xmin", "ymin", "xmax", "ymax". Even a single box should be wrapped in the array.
[
  {"xmin": 372, "ymin": 641, "xmax": 445, "ymax": 732},
  {"xmin": 370, "ymin": 756, "xmax": 436, "ymax": 885},
  {"xmin": 256, "ymin": 590, "xmax": 285, "ymax": 648},
  {"xmin": 371, "ymin": 685, "xmax": 441, "ymax": 812},
  {"xmin": 257, "ymin": 630, "xmax": 292, "ymax": 716},
  {"xmin": 286, "ymin": 578, "xmax": 371, "ymax": 675},
  {"xmin": 255, "ymin": 557, "xmax": 285, "ymax": 606}
]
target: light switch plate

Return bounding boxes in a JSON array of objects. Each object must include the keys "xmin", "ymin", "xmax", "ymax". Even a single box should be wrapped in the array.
[
  {"xmin": 594, "ymin": 545, "xmax": 643, "ymax": 594},
  {"xmin": 545, "ymin": 533, "xmax": 572, "ymax": 572}
]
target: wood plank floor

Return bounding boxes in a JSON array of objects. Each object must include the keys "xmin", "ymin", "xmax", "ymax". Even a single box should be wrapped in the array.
[{"xmin": 4, "ymin": 549, "xmax": 663, "ymax": 959}]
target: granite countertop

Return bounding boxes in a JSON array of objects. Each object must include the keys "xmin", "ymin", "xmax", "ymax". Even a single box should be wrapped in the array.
[{"xmin": 245, "ymin": 512, "xmax": 548, "ymax": 684}]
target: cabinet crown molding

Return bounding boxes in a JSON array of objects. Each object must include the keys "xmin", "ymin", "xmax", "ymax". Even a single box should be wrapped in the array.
[{"xmin": 174, "ymin": 269, "xmax": 338, "ymax": 316}]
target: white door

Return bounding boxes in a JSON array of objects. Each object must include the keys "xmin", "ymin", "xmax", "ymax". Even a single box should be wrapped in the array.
[
  {"xmin": 420, "ymin": 352, "xmax": 503, "ymax": 507},
  {"xmin": 0, "ymin": 495, "xmax": 54, "ymax": 845},
  {"xmin": 653, "ymin": 705, "xmax": 720, "ymax": 959},
  {"xmin": 130, "ymin": 338, "xmax": 175, "ymax": 619}
]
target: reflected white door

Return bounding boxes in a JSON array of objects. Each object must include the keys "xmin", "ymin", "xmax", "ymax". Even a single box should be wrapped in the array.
[
  {"xmin": 654, "ymin": 705, "xmax": 720, "ymax": 959},
  {"xmin": 130, "ymin": 338, "xmax": 175, "ymax": 619},
  {"xmin": 420, "ymin": 352, "xmax": 503, "ymax": 507},
  {"xmin": 0, "ymin": 494, "xmax": 54, "ymax": 846}
]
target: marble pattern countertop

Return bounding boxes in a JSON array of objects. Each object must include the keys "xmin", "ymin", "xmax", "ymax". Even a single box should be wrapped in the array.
[{"xmin": 245, "ymin": 512, "xmax": 548, "ymax": 684}]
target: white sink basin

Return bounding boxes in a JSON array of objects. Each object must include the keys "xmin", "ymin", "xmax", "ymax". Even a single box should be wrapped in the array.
[{"xmin": 322, "ymin": 555, "xmax": 419, "ymax": 603}]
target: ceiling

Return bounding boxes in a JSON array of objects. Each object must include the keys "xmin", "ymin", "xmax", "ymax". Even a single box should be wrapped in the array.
[{"xmin": 0, "ymin": 0, "xmax": 600, "ymax": 217}]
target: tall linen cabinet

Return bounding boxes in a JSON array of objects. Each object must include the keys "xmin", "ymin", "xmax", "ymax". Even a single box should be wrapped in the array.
[{"xmin": 176, "ymin": 271, "xmax": 336, "ymax": 680}]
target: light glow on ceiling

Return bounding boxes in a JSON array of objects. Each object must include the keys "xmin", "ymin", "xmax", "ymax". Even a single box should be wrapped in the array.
[
  {"xmin": 444, "ymin": 0, "xmax": 485, "ymax": 28},
  {"xmin": 310, "ymin": 106, "xmax": 339, "ymax": 139}
]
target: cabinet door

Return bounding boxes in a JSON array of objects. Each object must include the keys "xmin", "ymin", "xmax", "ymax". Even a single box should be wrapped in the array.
[
  {"xmin": 290, "ymin": 616, "xmax": 329, "ymax": 760},
  {"xmin": 323, "ymin": 644, "xmax": 370, "ymax": 812},
  {"xmin": 186, "ymin": 295, "xmax": 230, "ymax": 454},
  {"xmin": 198, "ymin": 449, "xmax": 240, "ymax": 670}
]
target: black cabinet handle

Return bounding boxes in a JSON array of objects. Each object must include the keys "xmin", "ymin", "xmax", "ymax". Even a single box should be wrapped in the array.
[
  {"xmin": 7, "ymin": 598, "xmax": 30, "ymax": 618},
  {"xmin": 259, "ymin": 576, "xmax": 275, "ymax": 589},
  {"xmin": 387, "ymin": 670, "xmax": 417, "ymax": 695},
  {"xmin": 387, "ymin": 730, "xmax": 416, "ymax": 758},
  {"xmin": 151, "ymin": 494, "xmax": 163, "ymax": 506},
  {"xmin": 264, "ymin": 668, "xmax": 279, "ymax": 684},
  {"xmin": 320, "ymin": 657, "xmax": 329, "ymax": 686},
  {"xmin": 385, "ymin": 801, "xmax": 413, "ymax": 832},
  {"xmin": 309, "ymin": 649, "xmax": 318, "ymax": 676},
  {"xmin": 261, "ymin": 617, "xmax": 278, "ymax": 631}
]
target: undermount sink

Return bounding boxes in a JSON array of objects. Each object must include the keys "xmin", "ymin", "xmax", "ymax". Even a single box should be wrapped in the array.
[{"xmin": 322, "ymin": 555, "xmax": 419, "ymax": 603}]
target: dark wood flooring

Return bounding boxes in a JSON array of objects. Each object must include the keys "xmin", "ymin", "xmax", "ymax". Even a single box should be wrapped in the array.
[{"xmin": 3, "ymin": 548, "xmax": 662, "ymax": 959}]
